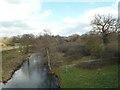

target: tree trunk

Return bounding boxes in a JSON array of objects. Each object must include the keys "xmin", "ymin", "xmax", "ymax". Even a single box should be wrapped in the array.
[{"xmin": 102, "ymin": 32, "xmax": 108, "ymax": 45}]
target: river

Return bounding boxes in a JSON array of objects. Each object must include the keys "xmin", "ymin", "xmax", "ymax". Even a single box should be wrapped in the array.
[{"xmin": 2, "ymin": 53, "xmax": 59, "ymax": 89}]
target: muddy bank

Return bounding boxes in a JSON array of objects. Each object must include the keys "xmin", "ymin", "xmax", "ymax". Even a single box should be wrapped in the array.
[
  {"xmin": 2, "ymin": 55, "xmax": 29, "ymax": 83},
  {"xmin": 2, "ymin": 49, "xmax": 30, "ymax": 83}
]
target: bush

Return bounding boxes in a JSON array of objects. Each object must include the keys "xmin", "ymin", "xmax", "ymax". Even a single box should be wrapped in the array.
[
  {"xmin": 83, "ymin": 34, "xmax": 103, "ymax": 57},
  {"xmin": 100, "ymin": 42, "xmax": 118, "ymax": 65},
  {"xmin": 61, "ymin": 42, "xmax": 86, "ymax": 60}
]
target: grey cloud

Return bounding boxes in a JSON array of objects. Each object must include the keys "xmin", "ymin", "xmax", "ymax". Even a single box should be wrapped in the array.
[
  {"xmin": 0, "ymin": 21, "xmax": 33, "ymax": 30},
  {"xmin": 0, "ymin": 28, "xmax": 32, "ymax": 37},
  {"xmin": 0, "ymin": 21, "xmax": 34, "ymax": 37}
]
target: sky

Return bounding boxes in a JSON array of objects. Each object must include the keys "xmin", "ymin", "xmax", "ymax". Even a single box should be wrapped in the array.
[{"xmin": 0, "ymin": 0, "xmax": 119, "ymax": 37}]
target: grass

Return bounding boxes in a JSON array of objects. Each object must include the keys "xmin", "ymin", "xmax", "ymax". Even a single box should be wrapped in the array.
[
  {"xmin": 2, "ymin": 48, "xmax": 29, "ymax": 83},
  {"xmin": 54, "ymin": 65, "xmax": 118, "ymax": 88}
]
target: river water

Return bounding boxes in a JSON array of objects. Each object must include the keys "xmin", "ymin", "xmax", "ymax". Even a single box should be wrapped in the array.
[{"xmin": 2, "ymin": 53, "xmax": 59, "ymax": 89}]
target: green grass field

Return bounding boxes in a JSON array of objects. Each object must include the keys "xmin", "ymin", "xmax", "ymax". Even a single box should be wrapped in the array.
[{"xmin": 55, "ymin": 65, "xmax": 118, "ymax": 88}]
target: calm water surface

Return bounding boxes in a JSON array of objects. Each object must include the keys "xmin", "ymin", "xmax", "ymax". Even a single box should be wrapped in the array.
[{"xmin": 2, "ymin": 53, "xmax": 59, "ymax": 89}]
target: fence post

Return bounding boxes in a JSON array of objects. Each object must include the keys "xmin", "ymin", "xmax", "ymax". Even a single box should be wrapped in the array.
[{"xmin": 66, "ymin": 65, "xmax": 68, "ymax": 73}]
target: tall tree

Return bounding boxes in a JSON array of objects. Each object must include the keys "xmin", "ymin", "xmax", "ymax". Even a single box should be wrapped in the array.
[{"xmin": 91, "ymin": 14, "xmax": 118, "ymax": 44}]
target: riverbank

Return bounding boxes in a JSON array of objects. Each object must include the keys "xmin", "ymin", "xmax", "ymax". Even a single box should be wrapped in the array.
[
  {"xmin": 2, "ymin": 48, "xmax": 30, "ymax": 83},
  {"xmin": 52, "ymin": 58, "xmax": 118, "ymax": 88},
  {"xmin": 2, "ymin": 47, "xmax": 118, "ymax": 88}
]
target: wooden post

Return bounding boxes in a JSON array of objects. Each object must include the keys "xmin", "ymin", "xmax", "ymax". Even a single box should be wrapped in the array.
[
  {"xmin": 66, "ymin": 65, "xmax": 67, "ymax": 73},
  {"xmin": 46, "ymin": 48, "xmax": 51, "ymax": 71}
]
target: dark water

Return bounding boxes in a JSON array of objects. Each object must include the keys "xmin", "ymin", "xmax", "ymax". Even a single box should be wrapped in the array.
[{"xmin": 2, "ymin": 53, "xmax": 59, "ymax": 89}]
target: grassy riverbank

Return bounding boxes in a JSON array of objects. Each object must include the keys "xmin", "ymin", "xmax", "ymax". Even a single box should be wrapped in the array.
[
  {"xmin": 53, "ymin": 64, "xmax": 118, "ymax": 88},
  {"xmin": 2, "ymin": 48, "xmax": 29, "ymax": 83}
]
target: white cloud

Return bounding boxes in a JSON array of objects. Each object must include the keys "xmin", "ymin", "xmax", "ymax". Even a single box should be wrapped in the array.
[
  {"xmin": 62, "ymin": 17, "xmax": 78, "ymax": 24},
  {"xmin": 0, "ymin": 0, "xmax": 41, "ymax": 21},
  {"xmin": 0, "ymin": 0, "xmax": 53, "ymax": 37},
  {"xmin": 29, "ymin": 10, "xmax": 52, "ymax": 21}
]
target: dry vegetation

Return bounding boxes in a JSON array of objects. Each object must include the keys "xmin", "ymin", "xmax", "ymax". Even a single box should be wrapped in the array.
[{"xmin": 2, "ymin": 48, "xmax": 29, "ymax": 83}]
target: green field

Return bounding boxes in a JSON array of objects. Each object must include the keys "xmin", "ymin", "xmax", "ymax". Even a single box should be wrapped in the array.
[{"xmin": 55, "ymin": 65, "xmax": 118, "ymax": 88}]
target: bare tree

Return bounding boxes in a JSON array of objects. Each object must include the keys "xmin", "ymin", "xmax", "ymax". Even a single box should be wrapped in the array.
[
  {"xmin": 91, "ymin": 14, "xmax": 118, "ymax": 44},
  {"xmin": 20, "ymin": 34, "xmax": 35, "ymax": 54},
  {"xmin": 35, "ymin": 30, "xmax": 59, "ymax": 71}
]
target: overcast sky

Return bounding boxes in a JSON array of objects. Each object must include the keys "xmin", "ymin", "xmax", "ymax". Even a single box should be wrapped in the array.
[{"xmin": 0, "ymin": 0, "xmax": 119, "ymax": 37}]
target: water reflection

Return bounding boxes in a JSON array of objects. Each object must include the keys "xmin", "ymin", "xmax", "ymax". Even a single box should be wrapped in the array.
[{"xmin": 2, "ymin": 53, "xmax": 59, "ymax": 88}]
